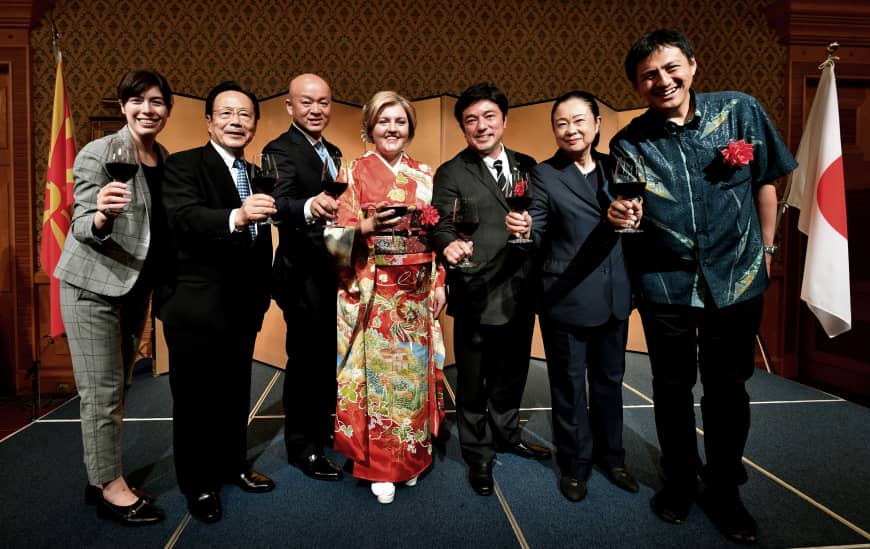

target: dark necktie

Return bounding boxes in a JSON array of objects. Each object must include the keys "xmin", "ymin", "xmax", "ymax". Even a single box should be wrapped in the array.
[
  {"xmin": 233, "ymin": 158, "xmax": 256, "ymax": 239},
  {"xmin": 494, "ymin": 159, "xmax": 508, "ymax": 193}
]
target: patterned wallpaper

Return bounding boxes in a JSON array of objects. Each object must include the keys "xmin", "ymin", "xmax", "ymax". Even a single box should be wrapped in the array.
[{"xmin": 30, "ymin": 0, "xmax": 785, "ymax": 214}]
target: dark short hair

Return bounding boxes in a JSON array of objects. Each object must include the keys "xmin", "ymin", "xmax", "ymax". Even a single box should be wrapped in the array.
[
  {"xmin": 205, "ymin": 81, "xmax": 260, "ymax": 120},
  {"xmin": 117, "ymin": 70, "xmax": 173, "ymax": 110},
  {"xmin": 550, "ymin": 90, "xmax": 601, "ymax": 149},
  {"xmin": 454, "ymin": 83, "xmax": 508, "ymax": 127},
  {"xmin": 624, "ymin": 29, "xmax": 695, "ymax": 86}
]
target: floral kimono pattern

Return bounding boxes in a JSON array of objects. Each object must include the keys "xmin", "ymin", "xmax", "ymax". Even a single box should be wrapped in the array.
[{"xmin": 324, "ymin": 151, "xmax": 446, "ymax": 483}]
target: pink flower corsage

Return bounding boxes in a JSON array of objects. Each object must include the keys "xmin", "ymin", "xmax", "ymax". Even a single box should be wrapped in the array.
[
  {"xmin": 514, "ymin": 179, "xmax": 527, "ymax": 196},
  {"xmin": 721, "ymin": 139, "xmax": 754, "ymax": 168},
  {"xmin": 420, "ymin": 204, "xmax": 440, "ymax": 227}
]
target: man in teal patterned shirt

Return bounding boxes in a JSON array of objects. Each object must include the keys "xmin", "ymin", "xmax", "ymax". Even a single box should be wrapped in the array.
[{"xmin": 609, "ymin": 29, "xmax": 797, "ymax": 545}]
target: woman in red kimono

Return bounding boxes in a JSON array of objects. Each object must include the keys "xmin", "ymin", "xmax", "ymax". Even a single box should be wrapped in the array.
[{"xmin": 324, "ymin": 91, "xmax": 446, "ymax": 504}]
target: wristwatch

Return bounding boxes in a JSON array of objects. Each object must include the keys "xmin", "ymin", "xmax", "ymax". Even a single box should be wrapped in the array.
[{"xmin": 763, "ymin": 244, "xmax": 778, "ymax": 256}]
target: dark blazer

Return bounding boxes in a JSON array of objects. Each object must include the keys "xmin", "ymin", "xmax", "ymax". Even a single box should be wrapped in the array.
[
  {"xmin": 431, "ymin": 146, "xmax": 537, "ymax": 324},
  {"xmin": 263, "ymin": 125, "xmax": 341, "ymax": 311},
  {"xmin": 159, "ymin": 142, "xmax": 272, "ymax": 332},
  {"xmin": 529, "ymin": 149, "xmax": 631, "ymax": 326}
]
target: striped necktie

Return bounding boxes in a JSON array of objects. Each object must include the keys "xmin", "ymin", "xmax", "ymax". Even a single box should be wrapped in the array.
[
  {"xmin": 314, "ymin": 141, "xmax": 337, "ymax": 179},
  {"xmin": 494, "ymin": 159, "xmax": 508, "ymax": 193},
  {"xmin": 233, "ymin": 158, "xmax": 256, "ymax": 239}
]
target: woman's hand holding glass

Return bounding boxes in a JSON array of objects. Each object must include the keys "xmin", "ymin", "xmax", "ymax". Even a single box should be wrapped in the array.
[
  {"xmin": 361, "ymin": 201, "xmax": 403, "ymax": 237},
  {"xmin": 99, "ymin": 135, "xmax": 137, "ymax": 221}
]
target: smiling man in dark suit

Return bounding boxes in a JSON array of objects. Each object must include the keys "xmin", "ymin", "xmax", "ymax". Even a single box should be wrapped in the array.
[
  {"xmin": 431, "ymin": 83, "xmax": 551, "ymax": 497},
  {"xmin": 160, "ymin": 81, "xmax": 276, "ymax": 523},
  {"xmin": 262, "ymin": 73, "xmax": 343, "ymax": 481}
]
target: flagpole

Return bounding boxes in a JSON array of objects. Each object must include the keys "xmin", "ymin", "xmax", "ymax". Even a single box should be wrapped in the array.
[{"xmin": 30, "ymin": 15, "xmax": 64, "ymax": 421}]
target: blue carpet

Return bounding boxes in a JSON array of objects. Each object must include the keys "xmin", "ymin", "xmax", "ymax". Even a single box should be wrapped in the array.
[{"xmin": 1, "ymin": 355, "xmax": 869, "ymax": 548}]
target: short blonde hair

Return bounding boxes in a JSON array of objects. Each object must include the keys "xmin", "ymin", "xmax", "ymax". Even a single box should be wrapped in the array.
[{"xmin": 361, "ymin": 90, "xmax": 416, "ymax": 143}]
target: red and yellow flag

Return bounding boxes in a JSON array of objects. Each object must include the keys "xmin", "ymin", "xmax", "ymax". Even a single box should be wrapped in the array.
[{"xmin": 40, "ymin": 57, "xmax": 76, "ymax": 338}]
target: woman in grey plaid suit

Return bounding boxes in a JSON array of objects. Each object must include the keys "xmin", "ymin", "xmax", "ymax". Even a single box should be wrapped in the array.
[{"xmin": 53, "ymin": 70, "xmax": 172, "ymax": 526}]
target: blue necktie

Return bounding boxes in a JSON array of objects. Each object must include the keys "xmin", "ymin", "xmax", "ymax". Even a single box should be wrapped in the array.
[
  {"xmin": 314, "ymin": 141, "xmax": 337, "ymax": 179},
  {"xmin": 233, "ymin": 159, "xmax": 257, "ymax": 239}
]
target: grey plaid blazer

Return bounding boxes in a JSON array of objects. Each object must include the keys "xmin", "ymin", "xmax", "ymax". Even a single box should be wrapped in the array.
[{"xmin": 54, "ymin": 125, "xmax": 168, "ymax": 296}]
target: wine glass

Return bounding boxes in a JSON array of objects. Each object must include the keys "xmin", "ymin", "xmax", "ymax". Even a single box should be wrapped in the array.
[
  {"xmin": 103, "ymin": 135, "xmax": 138, "ymax": 213},
  {"xmin": 613, "ymin": 156, "xmax": 646, "ymax": 234},
  {"xmin": 505, "ymin": 165, "xmax": 532, "ymax": 244},
  {"xmin": 452, "ymin": 197, "xmax": 479, "ymax": 270},
  {"xmin": 251, "ymin": 153, "xmax": 279, "ymax": 225},
  {"xmin": 322, "ymin": 153, "xmax": 347, "ymax": 227}
]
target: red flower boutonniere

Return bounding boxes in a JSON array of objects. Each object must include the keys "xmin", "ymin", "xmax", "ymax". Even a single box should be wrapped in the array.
[
  {"xmin": 721, "ymin": 139, "xmax": 754, "ymax": 168},
  {"xmin": 420, "ymin": 204, "xmax": 440, "ymax": 227},
  {"xmin": 514, "ymin": 179, "xmax": 527, "ymax": 196}
]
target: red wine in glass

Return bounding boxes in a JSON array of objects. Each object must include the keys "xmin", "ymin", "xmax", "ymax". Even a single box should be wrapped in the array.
[
  {"xmin": 103, "ymin": 135, "xmax": 138, "ymax": 213},
  {"xmin": 613, "ymin": 181, "xmax": 645, "ymax": 200},
  {"xmin": 506, "ymin": 166, "xmax": 533, "ymax": 244},
  {"xmin": 455, "ymin": 220, "xmax": 479, "ymax": 238},
  {"xmin": 322, "ymin": 153, "xmax": 346, "ymax": 227},
  {"xmin": 506, "ymin": 195, "xmax": 532, "ymax": 211},
  {"xmin": 105, "ymin": 162, "xmax": 138, "ymax": 182},
  {"xmin": 452, "ymin": 197, "xmax": 479, "ymax": 269},
  {"xmin": 613, "ymin": 157, "xmax": 646, "ymax": 234},
  {"xmin": 253, "ymin": 153, "xmax": 280, "ymax": 225},
  {"xmin": 377, "ymin": 204, "xmax": 409, "ymax": 218},
  {"xmin": 251, "ymin": 175, "xmax": 276, "ymax": 194},
  {"xmin": 323, "ymin": 180, "xmax": 348, "ymax": 198}
]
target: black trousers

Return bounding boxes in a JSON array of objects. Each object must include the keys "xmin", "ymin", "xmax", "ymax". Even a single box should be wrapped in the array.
[
  {"xmin": 639, "ymin": 294, "xmax": 763, "ymax": 496},
  {"xmin": 453, "ymin": 305, "xmax": 536, "ymax": 466},
  {"xmin": 541, "ymin": 315, "xmax": 628, "ymax": 480},
  {"xmin": 165, "ymin": 325, "xmax": 255, "ymax": 496},
  {"xmin": 281, "ymin": 304, "xmax": 337, "ymax": 462}
]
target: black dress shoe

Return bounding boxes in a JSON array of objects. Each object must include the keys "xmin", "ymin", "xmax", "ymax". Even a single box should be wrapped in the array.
[
  {"xmin": 230, "ymin": 470, "xmax": 275, "ymax": 493},
  {"xmin": 86, "ymin": 484, "xmax": 155, "ymax": 505},
  {"xmin": 651, "ymin": 487, "xmax": 693, "ymax": 524},
  {"xmin": 96, "ymin": 495, "xmax": 165, "ymax": 526},
  {"xmin": 468, "ymin": 462, "xmax": 493, "ymax": 496},
  {"xmin": 699, "ymin": 491, "xmax": 758, "ymax": 544},
  {"xmin": 606, "ymin": 467, "xmax": 640, "ymax": 493},
  {"xmin": 503, "ymin": 441, "xmax": 551, "ymax": 460},
  {"xmin": 187, "ymin": 491, "xmax": 222, "ymax": 524},
  {"xmin": 559, "ymin": 476, "xmax": 587, "ymax": 502},
  {"xmin": 295, "ymin": 453, "xmax": 343, "ymax": 481}
]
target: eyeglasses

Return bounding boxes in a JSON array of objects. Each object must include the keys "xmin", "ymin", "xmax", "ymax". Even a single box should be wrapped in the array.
[{"xmin": 211, "ymin": 107, "xmax": 254, "ymax": 122}]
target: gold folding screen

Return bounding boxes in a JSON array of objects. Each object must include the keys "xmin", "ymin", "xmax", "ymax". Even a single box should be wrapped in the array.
[{"xmin": 153, "ymin": 94, "xmax": 646, "ymax": 373}]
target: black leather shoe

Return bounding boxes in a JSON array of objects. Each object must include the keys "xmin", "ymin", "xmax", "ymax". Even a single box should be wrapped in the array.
[
  {"xmin": 606, "ymin": 467, "xmax": 640, "ymax": 493},
  {"xmin": 651, "ymin": 488, "xmax": 692, "ymax": 524},
  {"xmin": 86, "ymin": 484, "xmax": 155, "ymax": 505},
  {"xmin": 96, "ymin": 495, "xmax": 165, "ymax": 526},
  {"xmin": 295, "ymin": 453, "xmax": 343, "ymax": 481},
  {"xmin": 468, "ymin": 462, "xmax": 493, "ymax": 496},
  {"xmin": 503, "ymin": 441, "xmax": 551, "ymax": 460},
  {"xmin": 699, "ymin": 491, "xmax": 758, "ymax": 544},
  {"xmin": 229, "ymin": 470, "xmax": 275, "ymax": 493},
  {"xmin": 187, "ymin": 491, "xmax": 222, "ymax": 524},
  {"xmin": 559, "ymin": 476, "xmax": 587, "ymax": 502}
]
